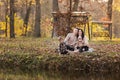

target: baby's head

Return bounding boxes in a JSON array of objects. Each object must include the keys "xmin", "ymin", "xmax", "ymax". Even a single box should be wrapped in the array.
[{"xmin": 78, "ymin": 36, "xmax": 82, "ymax": 42}]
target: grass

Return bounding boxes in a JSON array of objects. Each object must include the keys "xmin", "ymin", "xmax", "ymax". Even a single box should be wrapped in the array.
[
  {"xmin": 0, "ymin": 37, "xmax": 59, "ymax": 55},
  {"xmin": 0, "ymin": 37, "xmax": 120, "ymax": 72},
  {"xmin": 0, "ymin": 37, "xmax": 120, "ymax": 55}
]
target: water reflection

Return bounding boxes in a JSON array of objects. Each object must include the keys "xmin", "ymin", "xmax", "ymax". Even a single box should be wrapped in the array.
[{"xmin": 0, "ymin": 70, "xmax": 120, "ymax": 80}]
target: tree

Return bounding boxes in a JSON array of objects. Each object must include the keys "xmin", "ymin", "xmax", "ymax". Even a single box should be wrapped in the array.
[
  {"xmin": 23, "ymin": 0, "xmax": 32, "ymax": 36},
  {"xmin": 10, "ymin": 0, "xmax": 15, "ymax": 38},
  {"xmin": 52, "ymin": 0, "xmax": 60, "ymax": 37},
  {"xmin": 33, "ymin": 0, "xmax": 41, "ymax": 37},
  {"xmin": 3, "ymin": 0, "xmax": 9, "ymax": 37},
  {"xmin": 113, "ymin": 0, "xmax": 120, "ymax": 38},
  {"xmin": 107, "ymin": 0, "xmax": 113, "ymax": 39},
  {"xmin": 107, "ymin": 0, "xmax": 113, "ymax": 20},
  {"xmin": 72, "ymin": 0, "xmax": 79, "ymax": 11}
]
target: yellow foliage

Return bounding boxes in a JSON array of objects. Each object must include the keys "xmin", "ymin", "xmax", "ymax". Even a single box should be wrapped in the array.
[
  {"xmin": 0, "ymin": 15, "xmax": 32, "ymax": 37},
  {"xmin": 0, "ymin": 2, "xmax": 3, "ymax": 6},
  {"xmin": 113, "ymin": 0, "xmax": 120, "ymax": 12},
  {"xmin": 41, "ymin": 18, "xmax": 53, "ymax": 37}
]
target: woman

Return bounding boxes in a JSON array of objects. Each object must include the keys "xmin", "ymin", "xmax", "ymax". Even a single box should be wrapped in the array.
[{"xmin": 75, "ymin": 28, "xmax": 89, "ymax": 52}]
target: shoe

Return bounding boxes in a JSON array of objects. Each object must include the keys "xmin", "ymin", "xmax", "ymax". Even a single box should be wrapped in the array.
[{"xmin": 87, "ymin": 48, "xmax": 94, "ymax": 52}]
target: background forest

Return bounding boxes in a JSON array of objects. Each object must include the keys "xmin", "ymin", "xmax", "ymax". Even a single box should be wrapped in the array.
[{"xmin": 0, "ymin": 0, "xmax": 119, "ymax": 39}]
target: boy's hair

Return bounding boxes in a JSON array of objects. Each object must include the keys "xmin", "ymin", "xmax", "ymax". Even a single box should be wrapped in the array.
[{"xmin": 58, "ymin": 36, "xmax": 64, "ymax": 43}]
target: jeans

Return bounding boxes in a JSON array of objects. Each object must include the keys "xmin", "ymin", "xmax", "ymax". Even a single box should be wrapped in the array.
[
  {"xmin": 77, "ymin": 46, "xmax": 89, "ymax": 52},
  {"xmin": 66, "ymin": 45, "xmax": 75, "ymax": 51}
]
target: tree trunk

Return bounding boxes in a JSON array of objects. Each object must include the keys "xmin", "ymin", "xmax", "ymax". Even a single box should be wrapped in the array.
[
  {"xmin": 113, "ymin": 0, "xmax": 120, "ymax": 38},
  {"xmin": 53, "ymin": 0, "xmax": 59, "ymax": 12},
  {"xmin": 107, "ymin": 0, "xmax": 113, "ymax": 20},
  {"xmin": 4, "ymin": 0, "xmax": 9, "ymax": 37},
  {"xmin": 107, "ymin": 0, "xmax": 113, "ymax": 39},
  {"xmin": 33, "ymin": 0, "xmax": 41, "ymax": 37},
  {"xmin": 52, "ymin": 0, "xmax": 60, "ymax": 37},
  {"xmin": 72, "ymin": 0, "xmax": 79, "ymax": 11},
  {"xmin": 23, "ymin": 1, "xmax": 32, "ymax": 36},
  {"xmin": 10, "ymin": 0, "xmax": 15, "ymax": 38}
]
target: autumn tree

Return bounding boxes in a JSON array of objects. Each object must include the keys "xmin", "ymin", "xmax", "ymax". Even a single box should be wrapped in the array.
[
  {"xmin": 107, "ymin": 0, "xmax": 113, "ymax": 20},
  {"xmin": 23, "ymin": 0, "xmax": 32, "ymax": 36},
  {"xmin": 72, "ymin": 0, "xmax": 79, "ymax": 11},
  {"xmin": 52, "ymin": 0, "xmax": 60, "ymax": 37},
  {"xmin": 3, "ymin": 0, "xmax": 9, "ymax": 37},
  {"xmin": 113, "ymin": 0, "xmax": 120, "ymax": 38},
  {"xmin": 10, "ymin": 0, "xmax": 15, "ymax": 38},
  {"xmin": 33, "ymin": 0, "xmax": 41, "ymax": 37}
]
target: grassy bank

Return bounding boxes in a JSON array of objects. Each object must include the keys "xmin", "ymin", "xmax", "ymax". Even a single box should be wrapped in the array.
[
  {"xmin": 0, "ymin": 53, "xmax": 120, "ymax": 72},
  {"xmin": 0, "ymin": 38, "xmax": 120, "ymax": 72}
]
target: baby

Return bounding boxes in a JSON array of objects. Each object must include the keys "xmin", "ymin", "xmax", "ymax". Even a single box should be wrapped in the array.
[
  {"xmin": 74, "ymin": 36, "xmax": 83, "ymax": 48},
  {"xmin": 74, "ymin": 36, "xmax": 89, "ymax": 53}
]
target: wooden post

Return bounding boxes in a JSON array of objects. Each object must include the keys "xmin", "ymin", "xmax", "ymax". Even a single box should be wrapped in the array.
[
  {"xmin": 91, "ymin": 22, "xmax": 93, "ymax": 39},
  {"xmin": 87, "ymin": 22, "xmax": 91, "ymax": 40},
  {"xmin": 84, "ymin": 23, "xmax": 86, "ymax": 34},
  {"xmin": 110, "ymin": 23, "xmax": 112, "ymax": 40}
]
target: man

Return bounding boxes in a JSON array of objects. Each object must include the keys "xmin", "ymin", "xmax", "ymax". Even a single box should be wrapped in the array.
[
  {"xmin": 59, "ymin": 28, "xmax": 79, "ymax": 54},
  {"xmin": 64, "ymin": 28, "xmax": 79, "ymax": 46}
]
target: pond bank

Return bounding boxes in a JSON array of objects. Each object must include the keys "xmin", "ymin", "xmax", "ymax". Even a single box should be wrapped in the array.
[{"xmin": 0, "ymin": 53, "xmax": 120, "ymax": 73}]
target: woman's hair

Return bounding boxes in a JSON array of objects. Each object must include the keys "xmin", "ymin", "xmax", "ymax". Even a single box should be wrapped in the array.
[{"xmin": 78, "ymin": 28, "xmax": 85, "ymax": 40}]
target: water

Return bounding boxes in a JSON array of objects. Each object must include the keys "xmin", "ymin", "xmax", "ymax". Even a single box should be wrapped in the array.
[{"xmin": 0, "ymin": 70, "xmax": 120, "ymax": 80}]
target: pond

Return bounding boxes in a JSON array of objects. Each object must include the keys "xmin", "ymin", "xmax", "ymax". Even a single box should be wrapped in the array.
[{"xmin": 0, "ymin": 70, "xmax": 120, "ymax": 80}]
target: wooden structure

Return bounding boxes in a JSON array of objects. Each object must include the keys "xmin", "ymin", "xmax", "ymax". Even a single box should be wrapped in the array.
[
  {"xmin": 52, "ymin": 0, "xmax": 113, "ymax": 40},
  {"xmin": 91, "ymin": 21, "xmax": 112, "ymax": 39},
  {"xmin": 71, "ymin": 12, "xmax": 91, "ymax": 39},
  {"xmin": 52, "ymin": 0, "xmax": 91, "ymax": 40}
]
